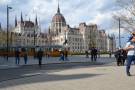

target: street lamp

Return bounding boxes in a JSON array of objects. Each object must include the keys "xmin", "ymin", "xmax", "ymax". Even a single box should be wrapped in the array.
[
  {"xmin": 118, "ymin": 18, "xmax": 121, "ymax": 48},
  {"xmin": 7, "ymin": 5, "xmax": 12, "ymax": 61},
  {"xmin": 33, "ymin": 27, "xmax": 36, "ymax": 58},
  {"xmin": 63, "ymin": 29, "xmax": 67, "ymax": 46}
]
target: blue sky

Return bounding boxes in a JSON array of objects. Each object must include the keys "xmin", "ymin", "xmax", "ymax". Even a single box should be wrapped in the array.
[{"xmin": 0, "ymin": 0, "xmax": 131, "ymax": 47}]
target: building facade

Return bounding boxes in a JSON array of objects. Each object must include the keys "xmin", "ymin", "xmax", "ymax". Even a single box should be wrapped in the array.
[
  {"xmin": 0, "ymin": 4, "xmax": 116, "ymax": 53},
  {"xmin": 49, "ymin": 5, "xmax": 115, "ymax": 53}
]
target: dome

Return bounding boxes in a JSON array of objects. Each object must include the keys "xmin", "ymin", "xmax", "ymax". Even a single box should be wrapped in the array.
[
  {"xmin": 52, "ymin": 5, "xmax": 66, "ymax": 23},
  {"xmin": 52, "ymin": 13, "xmax": 66, "ymax": 23}
]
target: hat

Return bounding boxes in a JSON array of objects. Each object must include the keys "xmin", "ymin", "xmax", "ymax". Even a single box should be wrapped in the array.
[{"xmin": 132, "ymin": 32, "xmax": 135, "ymax": 36}]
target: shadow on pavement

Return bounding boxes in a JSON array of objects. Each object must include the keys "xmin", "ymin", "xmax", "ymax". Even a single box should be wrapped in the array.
[
  {"xmin": 0, "ymin": 73, "xmax": 103, "ymax": 88},
  {"xmin": 0, "ymin": 63, "xmax": 104, "ymax": 88}
]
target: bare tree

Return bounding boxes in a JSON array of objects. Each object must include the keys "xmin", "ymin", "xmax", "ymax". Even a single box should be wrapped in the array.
[{"xmin": 114, "ymin": 0, "xmax": 135, "ymax": 32}]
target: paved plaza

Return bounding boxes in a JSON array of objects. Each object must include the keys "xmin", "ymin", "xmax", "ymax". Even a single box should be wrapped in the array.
[
  {"xmin": 0, "ymin": 55, "xmax": 112, "ymax": 69},
  {"xmin": 0, "ymin": 55, "xmax": 135, "ymax": 90}
]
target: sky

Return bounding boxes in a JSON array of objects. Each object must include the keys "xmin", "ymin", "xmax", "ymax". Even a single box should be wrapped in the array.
[{"xmin": 0, "ymin": 0, "xmax": 131, "ymax": 47}]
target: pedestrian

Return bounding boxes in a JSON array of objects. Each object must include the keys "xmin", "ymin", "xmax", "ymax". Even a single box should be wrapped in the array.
[
  {"xmin": 85, "ymin": 50, "xmax": 89, "ymax": 58},
  {"xmin": 97, "ymin": 49, "xmax": 100, "ymax": 58},
  {"xmin": 121, "ymin": 49, "xmax": 127, "ymax": 66},
  {"xmin": 109, "ymin": 51, "xmax": 112, "ymax": 58},
  {"xmin": 15, "ymin": 48, "xmax": 20, "ymax": 65},
  {"xmin": 114, "ymin": 49, "xmax": 121, "ymax": 66},
  {"xmin": 47, "ymin": 51, "xmax": 51, "ymax": 58},
  {"xmin": 91, "ymin": 47, "xmax": 94, "ymax": 62},
  {"xmin": 37, "ymin": 48, "xmax": 43, "ymax": 67},
  {"xmin": 91, "ymin": 47, "xmax": 97, "ymax": 62},
  {"xmin": 93, "ymin": 48, "xmax": 97, "ymax": 61},
  {"xmin": 124, "ymin": 35, "xmax": 135, "ymax": 76},
  {"xmin": 64, "ymin": 49, "xmax": 69, "ymax": 61},
  {"xmin": 59, "ymin": 50, "xmax": 64, "ymax": 61},
  {"xmin": 115, "ymin": 49, "xmax": 126, "ymax": 66},
  {"xmin": 23, "ymin": 48, "xmax": 28, "ymax": 64}
]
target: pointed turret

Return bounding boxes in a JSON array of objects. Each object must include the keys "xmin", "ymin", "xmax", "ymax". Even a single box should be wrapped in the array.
[
  {"xmin": 15, "ymin": 16, "xmax": 17, "ymax": 27},
  {"xmin": 21, "ymin": 12, "xmax": 23, "ymax": 23},
  {"xmin": 57, "ymin": 0, "xmax": 60, "ymax": 13},
  {"xmin": 0, "ymin": 23, "xmax": 1, "ymax": 28},
  {"xmin": 0, "ymin": 22, "xmax": 1, "ymax": 30},
  {"xmin": 48, "ymin": 27, "xmax": 51, "ymax": 34},
  {"xmin": 35, "ymin": 15, "xmax": 38, "ymax": 25}
]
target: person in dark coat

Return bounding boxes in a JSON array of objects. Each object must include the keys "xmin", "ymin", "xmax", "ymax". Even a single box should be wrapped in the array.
[
  {"xmin": 93, "ymin": 48, "xmax": 97, "ymax": 61},
  {"xmin": 114, "ymin": 49, "xmax": 127, "ymax": 66},
  {"xmin": 121, "ymin": 49, "xmax": 127, "ymax": 65},
  {"xmin": 23, "ymin": 48, "xmax": 28, "ymax": 64},
  {"xmin": 15, "ymin": 48, "xmax": 20, "ymax": 65},
  {"xmin": 37, "ymin": 48, "xmax": 43, "ymax": 67},
  {"xmin": 91, "ymin": 47, "xmax": 94, "ymax": 62},
  {"xmin": 85, "ymin": 50, "xmax": 89, "ymax": 58},
  {"xmin": 91, "ymin": 47, "xmax": 97, "ymax": 62},
  {"xmin": 64, "ymin": 49, "xmax": 69, "ymax": 61},
  {"xmin": 114, "ymin": 49, "xmax": 123, "ymax": 66}
]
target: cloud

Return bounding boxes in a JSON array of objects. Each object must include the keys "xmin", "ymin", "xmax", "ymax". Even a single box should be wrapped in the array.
[
  {"xmin": 97, "ymin": 0, "xmax": 118, "ymax": 12},
  {"xmin": 0, "ymin": 0, "xmax": 118, "ymax": 31},
  {"xmin": 1, "ymin": 0, "xmax": 131, "ymax": 47},
  {"xmin": 0, "ymin": 0, "xmax": 12, "ymax": 4}
]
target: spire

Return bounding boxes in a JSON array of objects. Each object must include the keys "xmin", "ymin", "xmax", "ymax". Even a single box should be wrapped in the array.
[
  {"xmin": 21, "ymin": 12, "xmax": 23, "ymax": 23},
  {"xmin": 15, "ymin": 16, "xmax": 17, "ymax": 27},
  {"xmin": 0, "ymin": 22, "xmax": 1, "ymax": 29},
  {"xmin": 48, "ymin": 27, "xmax": 51, "ymax": 34},
  {"xmin": 29, "ymin": 17, "xmax": 30, "ymax": 21},
  {"xmin": 35, "ymin": 15, "xmax": 38, "ymax": 25},
  {"xmin": 57, "ymin": 0, "xmax": 60, "ymax": 13}
]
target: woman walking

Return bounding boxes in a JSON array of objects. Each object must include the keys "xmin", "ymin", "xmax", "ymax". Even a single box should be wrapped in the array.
[{"xmin": 124, "ymin": 35, "xmax": 135, "ymax": 76}]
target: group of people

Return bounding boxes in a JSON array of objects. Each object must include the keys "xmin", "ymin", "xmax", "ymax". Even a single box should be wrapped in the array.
[
  {"xmin": 85, "ymin": 47, "xmax": 98, "ymax": 61},
  {"xmin": 15, "ymin": 48, "xmax": 69, "ymax": 67},
  {"xmin": 114, "ymin": 49, "xmax": 127, "ymax": 66},
  {"xmin": 59, "ymin": 49, "xmax": 69, "ymax": 61},
  {"xmin": 114, "ymin": 32, "xmax": 135, "ymax": 76},
  {"xmin": 15, "ymin": 48, "xmax": 44, "ymax": 67},
  {"xmin": 15, "ymin": 48, "xmax": 28, "ymax": 65}
]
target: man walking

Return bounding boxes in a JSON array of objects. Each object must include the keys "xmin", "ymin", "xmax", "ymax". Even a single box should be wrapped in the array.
[
  {"xmin": 37, "ymin": 48, "xmax": 43, "ymax": 68},
  {"xmin": 15, "ymin": 48, "xmax": 20, "ymax": 65},
  {"xmin": 23, "ymin": 48, "xmax": 28, "ymax": 64},
  {"xmin": 64, "ymin": 49, "xmax": 69, "ymax": 61},
  {"xmin": 91, "ymin": 47, "xmax": 97, "ymax": 62}
]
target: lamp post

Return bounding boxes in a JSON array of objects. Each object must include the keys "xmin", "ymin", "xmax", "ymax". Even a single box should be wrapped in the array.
[
  {"xmin": 111, "ymin": 37, "xmax": 114, "ymax": 53},
  {"xmin": 33, "ymin": 27, "xmax": 36, "ymax": 58},
  {"xmin": 118, "ymin": 18, "xmax": 121, "ymax": 48},
  {"xmin": 63, "ymin": 29, "xmax": 67, "ymax": 46},
  {"xmin": 34, "ymin": 29, "xmax": 35, "ymax": 46},
  {"xmin": 7, "ymin": 5, "xmax": 12, "ymax": 61}
]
